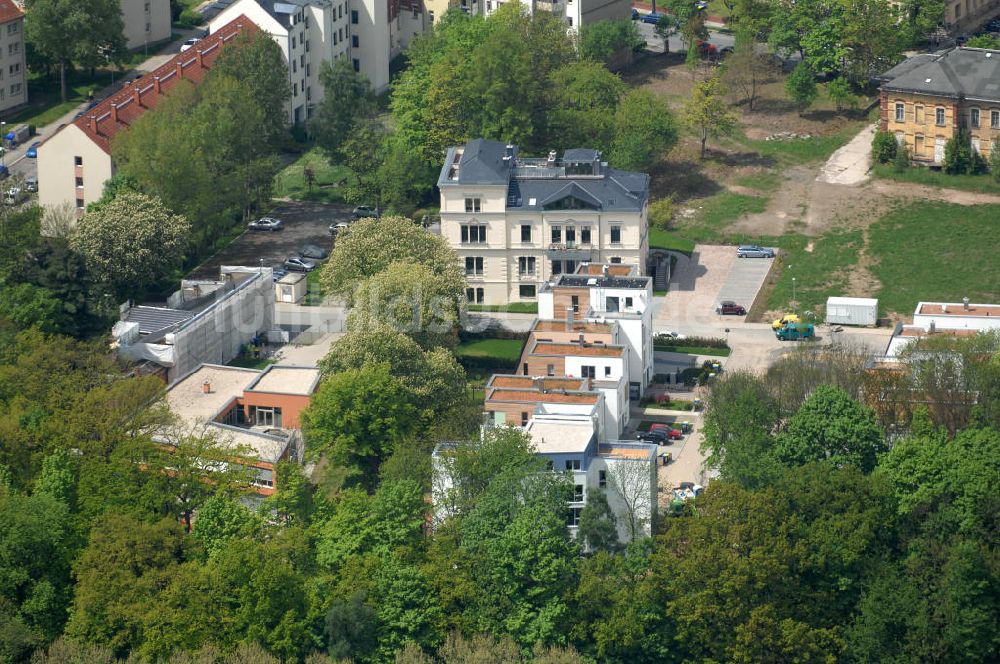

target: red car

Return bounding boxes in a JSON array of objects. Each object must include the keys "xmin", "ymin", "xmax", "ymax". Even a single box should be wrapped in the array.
[
  {"xmin": 696, "ymin": 40, "xmax": 718, "ymax": 59},
  {"xmin": 649, "ymin": 423, "xmax": 683, "ymax": 439}
]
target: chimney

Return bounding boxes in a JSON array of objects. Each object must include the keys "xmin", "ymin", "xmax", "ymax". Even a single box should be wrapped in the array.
[
  {"xmin": 176, "ymin": 60, "xmax": 185, "ymax": 79},
  {"xmin": 153, "ymin": 75, "xmax": 161, "ymax": 93},
  {"xmin": 202, "ymin": 380, "xmax": 212, "ymax": 394},
  {"xmin": 578, "ymin": 332, "xmax": 586, "ymax": 345},
  {"xmin": 505, "ymin": 143, "xmax": 514, "ymax": 159},
  {"xmin": 111, "ymin": 103, "xmax": 118, "ymax": 124},
  {"xmin": 133, "ymin": 85, "xmax": 142, "ymax": 108},
  {"xmin": 196, "ymin": 48, "xmax": 205, "ymax": 68},
  {"xmin": 547, "ymin": 150, "xmax": 557, "ymax": 164},
  {"xmin": 602, "ymin": 265, "xmax": 609, "ymax": 277},
  {"xmin": 566, "ymin": 306, "xmax": 574, "ymax": 331},
  {"xmin": 963, "ymin": 296, "xmax": 970, "ymax": 310},
  {"xmin": 89, "ymin": 116, "xmax": 97, "ymax": 133}
]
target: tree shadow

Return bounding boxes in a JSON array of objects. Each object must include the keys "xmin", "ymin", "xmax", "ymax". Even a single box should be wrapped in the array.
[
  {"xmin": 702, "ymin": 147, "xmax": 777, "ymax": 169},
  {"xmin": 621, "ymin": 52, "xmax": 688, "ymax": 87},
  {"xmin": 647, "ymin": 158, "xmax": 724, "ymax": 202},
  {"xmin": 747, "ymin": 97, "xmax": 800, "ymax": 115}
]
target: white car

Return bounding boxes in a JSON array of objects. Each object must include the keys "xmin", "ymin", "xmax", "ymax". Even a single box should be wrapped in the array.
[
  {"xmin": 180, "ymin": 38, "xmax": 200, "ymax": 52},
  {"xmin": 658, "ymin": 331, "xmax": 687, "ymax": 340}
]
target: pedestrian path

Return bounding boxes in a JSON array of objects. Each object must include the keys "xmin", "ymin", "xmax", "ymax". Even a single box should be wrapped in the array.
[{"xmin": 816, "ymin": 123, "xmax": 875, "ymax": 185}]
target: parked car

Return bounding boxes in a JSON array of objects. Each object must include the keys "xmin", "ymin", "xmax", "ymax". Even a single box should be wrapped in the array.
[
  {"xmin": 649, "ymin": 423, "xmax": 683, "ymax": 440},
  {"xmin": 299, "ymin": 243, "xmax": 329, "ymax": 260},
  {"xmin": 771, "ymin": 313, "xmax": 800, "ymax": 330},
  {"xmin": 248, "ymin": 216, "xmax": 283, "ymax": 231},
  {"xmin": 329, "ymin": 221, "xmax": 351, "ymax": 235},
  {"xmin": 24, "ymin": 176, "xmax": 37, "ymax": 192},
  {"xmin": 719, "ymin": 45, "xmax": 734, "ymax": 58},
  {"xmin": 658, "ymin": 330, "xmax": 686, "ymax": 340},
  {"xmin": 0, "ymin": 165, "xmax": 8, "ymax": 179},
  {"xmin": 636, "ymin": 429, "xmax": 669, "ymax": 444},
  {"xmin": 180, "ymin": 37, "xmax": 200, "ymax": 52},
  {"xmin": 641, "ymin": 11, "xmax": 664, "ymax": 24},
  {"xmin": 737, "ymin": 244, "xmax": 775, "ymax": 258},
  {"xmin": 696, "ymin": 40, "xmax": 718, "ymax": 58},
  {"xmin": 351, "ymin": 205, "xmax": 379, "ymax": 219},
  {"xmin": 776, "ymin": 321, "xmax": 815, "ymax": 341},
  {"xmin": 717, "ymin": 300, "xmax": 746, "ymax": 315},
  {"xmin": 25, "ymin": 141, "xmax": 40, "ymax": 158},
  {"xmin": 271, "ymin": 268, "xmax": 288, "ymax": 282},
  {"xmin": 283, "ymin": 256, "xmax": 317, "ymax": 272}
]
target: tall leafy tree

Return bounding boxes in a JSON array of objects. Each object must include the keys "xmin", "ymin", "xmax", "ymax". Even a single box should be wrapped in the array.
[
  {"xmin": 683, "ymin": 74, "xmax": 738, "ymax": 159},
  {"xmin": 70, "ymin": 190, "xmax": 190, "ymax": 300},
  {"xmin": 310, "ymin": 57, "xmax": 374, "ymax": 162},
  {"xmin": 548, "ymin": 61, "xmax": 626, "ymax": 152},
  {"xmin": 25, "ymin": 0, "xmax": 126, "ymax": 101},
  {"xmin": 609, "ymin": 89, "xmax": 678, "ymax": 169}
]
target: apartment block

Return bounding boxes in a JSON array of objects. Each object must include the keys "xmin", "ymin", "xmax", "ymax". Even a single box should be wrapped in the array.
[
  {"xmin": 877, "ymin": 47, "xmax": 1000, "ymax": 163},
  {"xmin": 38, "ymin": 16, "xmax": 255, "ymax": 215},
  {"xmin": 161, "ymin": 363, "xmax": 320, "ymax": 496},
  {"xmin": 120, "ymin": 0, "xmax": 172, "ymax": 50},
  {"xmin": 0, "ymin": 0, "xmax": 26, "ymax": 113},
  {"xmin": 439, "ymin": 140, "xmax": 650, "ymax": 306},
  {"xmin": 210, "ymin": 0, "xmax": 427, "ymax": 123},
  {"xmin": 468, "ymin": 0, "xmax": 630, "ymax": 30}
]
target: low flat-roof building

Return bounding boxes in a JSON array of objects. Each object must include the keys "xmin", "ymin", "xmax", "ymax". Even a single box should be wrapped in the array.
[{"xmin": 161, "ymin": 363, "xmax": 320, "ymax": 495}]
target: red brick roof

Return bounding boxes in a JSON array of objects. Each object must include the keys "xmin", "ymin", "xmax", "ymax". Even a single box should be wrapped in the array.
[
  {"xmin": 71, "ymin": 15, "xmax": 259, "ymax": 155},
  {"xmin": 0, "ymin": 0, "xmax": 23, "ymax": 24}
]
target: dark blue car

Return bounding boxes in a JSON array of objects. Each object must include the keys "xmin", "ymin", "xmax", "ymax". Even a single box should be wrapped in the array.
[{"xmin": 641, "ymin": 11, "xmax": 664, "ymax": 24}]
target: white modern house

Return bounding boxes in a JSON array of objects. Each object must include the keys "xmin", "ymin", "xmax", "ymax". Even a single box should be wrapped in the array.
[
  {"xmin": 469, "ymin": 0, "xmax": 631, "ymax": 30},
  {"xmin": 885, "ymin": 299, "xmax": 1000, "ymax": 358},
  {"xmin": 209, "ymin": 0, "xmax": 427, "ymax": 123},
  {"xmin": 439, "ymin": 140, "xmax": 650, "ymax": 306}
]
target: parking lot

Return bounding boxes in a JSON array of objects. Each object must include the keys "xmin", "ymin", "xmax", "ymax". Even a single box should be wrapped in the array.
[
  {"xmin": 654, "ymin": 244, "xmax": 774, "ymax": 337},
  {"xmin": 188, "ymin": 201, "xmax": 348, "ymax": 279}
]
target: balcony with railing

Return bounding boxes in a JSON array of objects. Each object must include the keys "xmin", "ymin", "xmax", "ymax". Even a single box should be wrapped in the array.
[{"xmin": 546, "ymin": 242, "xmax": 594, "ymax": 262}]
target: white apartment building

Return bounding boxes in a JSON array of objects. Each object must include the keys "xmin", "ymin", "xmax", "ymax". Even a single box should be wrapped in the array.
[
  {"xmin": 469, "ymin": 0, "xmax": 630, "ymax": 30},
  {"xmin": 210, "ymin": 0, "xmax": 427, "ymax": 123},
  {"xmin": 120, "ymin": 0, "xmax": 172, "ymax": 50},
  {"xmin": 0, "ymin": 0, "xmax": 26, "ymax": 113},
  {"xmin": 439, "ymin": 140, "xmax": 650, "ymax": 306}
]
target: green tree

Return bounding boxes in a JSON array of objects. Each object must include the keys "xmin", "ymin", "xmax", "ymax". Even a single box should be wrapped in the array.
[
  {"xmin": 548, "ymin": 61, "xmax": 626, "ymax": 152},
  {"xmin": 654, "ymin": 13, "xmax": 678, "ymax": 53},
  {"xmin": 893, "ymin": 140, "xmax": 911, "ymax": 171},
  {"xmin": 70, "ymin": 190, "xmax": 190, "ymax": 300},
  {"xmin": 774, "ymin": 385, "xmax": 886, "ymax": 472},
  {"xmin": 944, "ymin": 126, "xmax": 988, "ymax": 175},
  {"xmin": 899, "ymin": 0, "xmax": 946, "ymax": 46},
  {"xmin": 191, "ymin": 493, "xmax": 265, "ymax": 558},
  {"xmin": 991, "ymin": 138, "xmax": 1000, "ymax": 182},
  {"xmin": 302, "ymin": 363, "xmax": 419, "ymax": 485},
  {"xmin": 578, "ymin": 20, "xmax": 643, "ymax": 65},
  {"xmin": 0, "ymin": 491, "xmax": 73, "ymax": 642},
  {"xmin": 609, "ymin": 89, "xmax": 678, "ymax": 169},
  {"xmin": 701, "ymin": 370, "xmax": 782, "ymax": 489},
  {"xmin": 338, "ymin": 118, "xmax": 391, "ymax": 211},
  {"xmin": 577, "ymin": 488, "xmax": 620, "ymax": 553},
  {"xmin": 24, "ymin": 0, "xmax": 126, "ymax": 101},
  {"xmin": 326, "ymin": 591, "xmax": 379, "ymax": 661},
  {"xmin": 267, "ymin": 461, "xmax": 315, "ymax": 526},
  {"xmin": 965, "ymin": 34, "xmax": 1000, "ymax": 48},
  {"xmin": 320, "ymin": 215, "xmax": 463, "ymax": 300},
  {"xmin": 209, "ymin": 31, "xmax": 291, "ymax": 146},
  {"xmin": 311, "ymin": 58, "xmax": 374, "ymax": 163},
  {"xmin": 721, "ymin": 24, "xmax": 779, "ymax": 111},
  {"xmin": 648, "ymin": 196, "xmax": 675, "ymax": 231},
  {"xmin": 347, "ymin": 261, "xmax": 462, "ymax": 350},
  {"xmin": 378, "ymin": 135, "xmax": 438, "ymax": 216},
  {"xmin": 66, "ymin": 515, "xmax": 191, "ymax": 657},
  {"xmin": 825, "ymin": 76, "xmax": 857, "ymax": 112},
  {"xmin": 0, "ymin": 284, "xmax": 66, "ymax": 334},
  {"xmin": 33, "ymin": 448, "xmax": 76, "ymax": 508},
  {"xmin": 683, "ymin": 74, "xmax": 738, "ymax": 159},
  {"xmin": 785, "ymin": 61, "xmax": 818, "ymax": 115}
]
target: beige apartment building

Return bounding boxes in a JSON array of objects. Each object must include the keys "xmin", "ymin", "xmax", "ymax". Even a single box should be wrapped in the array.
[
  {"xmin": 120, "ymin": 0, "xmax": 172, "ymax": 50},
  {"xmin": 438, "ymin": 140, "xmax": 650, "ymax": 305},
  {"xmin": 945, "ymin": 0, "xmax": 1000, "ymax": 35},
  {"xmin": 877, "ymin": 47, "xmax": 1000, "ymax": 163},
  {"xmin": 0, "ymin": 0, "xmax": 26, "ymax": 113}
]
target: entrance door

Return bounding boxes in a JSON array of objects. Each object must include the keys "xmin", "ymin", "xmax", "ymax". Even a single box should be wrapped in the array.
[{"xmin": 934, "ymin": 137, "xmax": 946, "ymax": 163}]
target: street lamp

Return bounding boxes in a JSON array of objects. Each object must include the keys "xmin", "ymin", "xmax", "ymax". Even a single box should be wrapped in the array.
[{"xmin": 792, "ymin": 277, "xmax": 797, "ymax": 310}]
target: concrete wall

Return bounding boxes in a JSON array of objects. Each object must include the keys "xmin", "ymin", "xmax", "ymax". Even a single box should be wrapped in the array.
[
  {"xmin": 0, "ymin": 13, "xmax": 26, "ymax": 112},
  {"xmin": 121, "ymin": 0, "xmax": 172, "ymax": 50},
  {"xmin": 37, "ymin": 125, "xmax": 114, "ymax": 217}
]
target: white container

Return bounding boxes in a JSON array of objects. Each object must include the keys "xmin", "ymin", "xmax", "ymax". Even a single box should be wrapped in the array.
[{"xmin": 826, "ymin": 297, "xmax": 878, "ymax": 326}]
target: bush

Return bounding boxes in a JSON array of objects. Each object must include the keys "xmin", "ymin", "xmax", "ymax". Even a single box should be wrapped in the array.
[
  {"xmin": 177, "ymin": 9, "xmax": 201, "ymax": 28},
  {"xmin": 871, "ymin": 130, "xmax": 898, "ymax": 165},
  {"xmin": 892, "ymin": 142, "xmax": 910, "ymax": 172},
  {"xmin": 991, "ymin": 139, "xmax": 1000, "ymax": 182},
  {"xmin": 785, "ymin": 62, "xmax": 817, "ymax": 115},
  {"xmin": 944, "ymin": 127, "xmax": 988, "ymax": 175},
  {"xmin": 654, "ymin": 335, "xmax": 729, "ymax": 349},
  {"xmin": 826, "ymin": 77, "xmax": 857, "ymax": 112},
  {"xmin": 649, "ymin": 196, "xmax": 675, "ymax": 231}
]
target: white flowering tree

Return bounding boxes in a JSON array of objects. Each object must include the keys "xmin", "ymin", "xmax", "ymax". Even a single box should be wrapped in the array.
[{"xmin": 70, "ymin": 191, "xmax": 190, "ymax": 299}]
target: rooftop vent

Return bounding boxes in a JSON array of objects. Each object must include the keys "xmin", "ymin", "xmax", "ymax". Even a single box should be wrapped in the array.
[
  {"xmin": 547, "ymin": 150, "xmax": 557, "ymax": 164},
  {"xmin": 987, "ymin": 53, "xmax": 993, "ymax": 58},
  {"xmin": 925, "ymin": 78, "xmax": 932, "ymax": 83}
]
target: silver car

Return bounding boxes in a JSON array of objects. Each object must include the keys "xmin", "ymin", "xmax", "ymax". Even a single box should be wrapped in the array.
[
  {"xmin": 283, "ymin": 256, "xmax": 317, "ymax": 272},
  {"xmin": 737, "ymin": 245, "xmax": 775, "ymax": 258}
]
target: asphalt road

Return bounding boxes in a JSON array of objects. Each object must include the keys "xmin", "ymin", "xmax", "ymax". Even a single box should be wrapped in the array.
[{"xmin": 635, "ymin": 20, "xmax": 735, "ymax": 55}]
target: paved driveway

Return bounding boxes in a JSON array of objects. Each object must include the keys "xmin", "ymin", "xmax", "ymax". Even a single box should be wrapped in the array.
[
  {"xmin": 654, "ymin": 245, "xmax": 773, "ymax": 337},
  {"xmin": 817, "ymin": 123, "xmax": 875, "ymax": 185},
  {"xmin": 188, "ymin": 200, "xmax": 347, "ymax": 279}
]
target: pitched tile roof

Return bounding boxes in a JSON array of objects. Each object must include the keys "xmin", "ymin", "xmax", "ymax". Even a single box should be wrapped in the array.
[
  {"xmin": 879, "ymin": 47, "xmax": 1000, "ymax": 101},
  {"xmin": 71, "ymin": 15, "xmax": 259, "ymax": 155},
  {"xmin": 0, "ymin": 0, "xmax": 23, "ymax": 24}
]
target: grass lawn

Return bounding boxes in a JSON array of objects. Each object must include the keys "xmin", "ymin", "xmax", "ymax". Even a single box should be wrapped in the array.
[
  {"xmin": 301, "ymin": 264, "xmax": 327, "ymax": 306},
  {"xmin": 873, "ymin": 164, "xmax": 1000, "ymax": 195},
  {"xmin": 7, "ymin": 71, "xmax": 114, "ymax": 128},
  {"xmin": 654, "ymin": 344, "xmax": 732, "ymax": 357},
  {"xmin": 672, "ymin": 191, "xmax": 769, "ymax": 243},
  {"xmin": 733, "ymin": 171, "xmax": 783, "ymax": 193},
  {"xmin": 765, "ymin": 230, "xmax": 861, "ymax": 315},
  {"xmin": 868, "ymin": 201, "xmax": 1000, "ymax": 316},
  {"xmin": 649, "ymin": 228, "xmax": 696, "ymax": 254},
  {"xmin": 733, "ymin": 123, "xmax": 862, "ymax": 167},
  {"xmin": 454, "ymin": 338, "xmax": 524, "ymax": 364},
  {"xmin": 274, "ymin": 148, "xmax": 352, "ymax": 204},
  {"xmin": 466, "ymin": 302, "xmax": 539, "ymax": 314}
]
